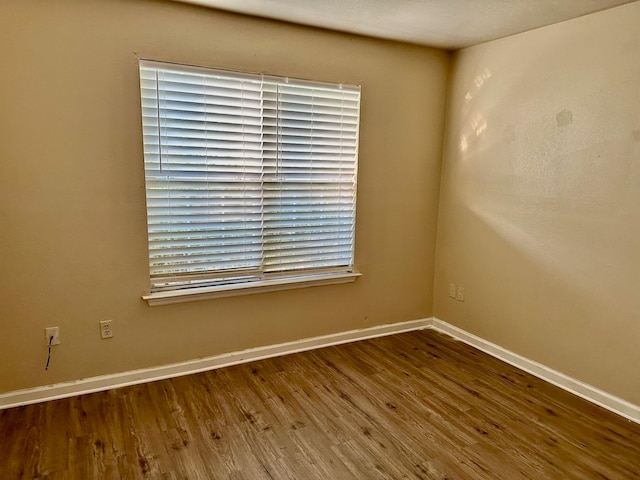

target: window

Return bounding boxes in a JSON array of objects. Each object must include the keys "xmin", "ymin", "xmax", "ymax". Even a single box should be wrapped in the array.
[{"xmin": 139, "ymin": 60, "xmax": 361, "ymax": 304}]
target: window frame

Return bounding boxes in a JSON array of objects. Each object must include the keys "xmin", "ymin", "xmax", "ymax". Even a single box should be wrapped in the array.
[{"xmin": 138, "ymin": 60, "xmax": 362, "ymax": 305}]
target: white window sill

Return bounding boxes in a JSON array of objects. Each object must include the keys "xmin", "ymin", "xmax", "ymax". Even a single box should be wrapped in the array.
[{"xmin": 142, "ymin": 272, "xmax": 361, "ymax": 306}]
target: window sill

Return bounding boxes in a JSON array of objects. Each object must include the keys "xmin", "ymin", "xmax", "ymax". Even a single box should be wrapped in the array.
[{"xmin": 142, "ymin": 271, "xmax": 361, "ymax": 306}]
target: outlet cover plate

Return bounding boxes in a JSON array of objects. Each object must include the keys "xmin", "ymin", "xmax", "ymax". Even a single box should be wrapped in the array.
[
  {"xmin": 45, "ymin": 327, "xmax": 60, "ymax": 346},
  {"xmin": 99, "ymin": 320, "xmax": 113, "ymax": 339}
]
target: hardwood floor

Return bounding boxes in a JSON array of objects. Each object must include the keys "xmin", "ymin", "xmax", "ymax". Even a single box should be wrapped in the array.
[{"xmin": 1, "ymin": 329, "xmax": 639, "ymax": 479}]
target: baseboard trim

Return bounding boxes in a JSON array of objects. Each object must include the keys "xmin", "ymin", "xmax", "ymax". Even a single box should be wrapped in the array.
[
  {"xmin": 432, "ymin": 318, "xmax": 640, "ymax": 424},
  {"xmin": 0, "ymin": 318, "xmax": 433, "ymax": 410},
  {"xmin": 4, "ymin": 316, "xmax": 638, "ymax": 424}
]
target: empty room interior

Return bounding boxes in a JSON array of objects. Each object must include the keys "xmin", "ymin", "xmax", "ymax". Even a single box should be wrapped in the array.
[{"xmin": 1, "ymin": 0, "xmax": 639, "ymax": 478}]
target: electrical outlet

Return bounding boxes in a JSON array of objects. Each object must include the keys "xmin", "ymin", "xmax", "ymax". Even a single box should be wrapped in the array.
[
  {"xmin": 45, "ymin": 327, "xmax": 60, "ymax": 346},
  {"xmin": 99, "ymin": 320, "xmax": 113, "ymax": 339},
  {"xmin": 457, "ymin": 286, "xmax": 465, "ymax": 302},
  {"xmin": 449, "ymin": 283, "xmax": 457, "ymax": 298}
]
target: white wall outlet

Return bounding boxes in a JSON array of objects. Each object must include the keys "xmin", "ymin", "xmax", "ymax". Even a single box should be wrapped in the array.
[
  {"xmin": 45, "ymin": 327, "xmax": 60, "ymax": 346},
  {"xmin": 449, "ymin": 283, "xmax": 457, "ymax": 298},
  {"xmin": 99, "ymin": 320, "xmax": 113, "ymax": 339},
  {"xmin": 457, "ymin": 286, "xmax": 465, "ymax": 302}
]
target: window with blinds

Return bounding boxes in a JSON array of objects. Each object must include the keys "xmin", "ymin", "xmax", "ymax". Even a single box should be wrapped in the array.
[{"xmin": 139, "ymin": 60, "xmax": 361, "ymax": 294}]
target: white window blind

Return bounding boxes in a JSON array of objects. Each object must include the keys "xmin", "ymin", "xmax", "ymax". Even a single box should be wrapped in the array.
[{"xmin": 139, "ymin": 60, "xmax": 360, "ymax": 292}]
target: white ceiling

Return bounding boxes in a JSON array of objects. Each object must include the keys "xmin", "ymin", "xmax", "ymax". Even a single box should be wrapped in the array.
[{"xmin": 173, "ymin": 0, "xmax": 637, "ymax": 50}]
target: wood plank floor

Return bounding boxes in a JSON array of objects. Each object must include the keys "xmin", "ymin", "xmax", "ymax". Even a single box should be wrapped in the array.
[{"xmin": 1, "ymin": 329, "xmax": 639, "ymax": 479}]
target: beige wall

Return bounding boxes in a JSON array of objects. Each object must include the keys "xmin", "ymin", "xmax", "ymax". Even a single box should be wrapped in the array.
[
  {"xmin": 6, "ymin": 0, "xmax": 635, "ymax": 408},
  {"xmin": 0, "ymin": 0, "xmax": 448, "ymax": 392},
  {"xmin": 435, "ymin": 2, "xmax": 640, "ymax": 404}
]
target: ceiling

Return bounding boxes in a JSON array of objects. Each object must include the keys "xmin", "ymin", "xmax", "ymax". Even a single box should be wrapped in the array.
[{"xmin": 173, "ymin": 0, "xmax": 637, "ymax": 50}]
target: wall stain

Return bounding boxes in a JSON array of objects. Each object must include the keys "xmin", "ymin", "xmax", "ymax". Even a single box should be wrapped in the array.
[
  {"xmin": 556, "ymin": 110, "xmax": 573, "ymax": 128},
  {"xmin": 632, "ymin": 130, "xmax": 640, "ymax": 142},
  {"xmin": 503, "ymin": 124, "xmax": 516, "ymax": 144}
]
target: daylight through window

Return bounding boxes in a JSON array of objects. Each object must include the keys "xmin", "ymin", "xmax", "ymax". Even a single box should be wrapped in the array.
[{"xmin": 139, "ymin": 60, "xmax": 361, "ymax": 295}]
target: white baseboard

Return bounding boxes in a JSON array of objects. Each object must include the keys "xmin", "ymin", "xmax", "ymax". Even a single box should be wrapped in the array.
[
  {"xmin": 3, "ymin": 316, "xmax": 638, "ymax": 425},
  {"xmin": 0, "ymin": 318, "xmax": 432, "ymax": 410},
  {"xmin": 432, "ymin": 318, "xmax": 640, "ymax": 424}
]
